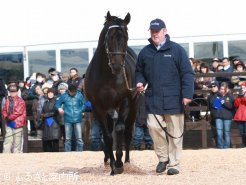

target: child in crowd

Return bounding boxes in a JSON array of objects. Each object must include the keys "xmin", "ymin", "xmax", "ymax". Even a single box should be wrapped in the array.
[{"xmin": 57, "ymin": 82, "xmax": 68, "ymax": 146}]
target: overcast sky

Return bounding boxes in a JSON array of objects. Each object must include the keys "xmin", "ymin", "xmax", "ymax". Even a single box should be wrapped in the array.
[{"xmin": 0, "ymin": 0, "xmax": 245, "ymax": 46}]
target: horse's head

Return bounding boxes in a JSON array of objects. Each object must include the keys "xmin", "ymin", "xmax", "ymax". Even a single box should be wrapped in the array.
[{"xmin": 104, "ymin": 11, "xmax": 130, "ymax": 75}]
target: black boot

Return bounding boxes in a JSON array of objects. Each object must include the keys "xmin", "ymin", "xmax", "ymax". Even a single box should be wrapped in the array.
[
  {"xmin": 156, "ymin": 161, "xmax": 168, "ymax": 173},
  {"xmin": 167, "ymin": 168, "xmax": 179, "ymax": 175}
]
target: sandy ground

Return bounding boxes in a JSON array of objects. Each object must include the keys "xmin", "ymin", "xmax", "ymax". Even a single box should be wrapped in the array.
[{"xmin": 0, "ymin": 148, "xmax": 246, "ymax": 185}]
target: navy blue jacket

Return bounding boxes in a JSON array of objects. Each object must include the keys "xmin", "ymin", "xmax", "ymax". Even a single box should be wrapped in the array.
[
  {"xmin": 55, "ymin": 91, "xmax": 86, "ymax": 123},
  {"xmin": 135, "ymin": 35, "xmax": 195, "ymax": 114},
  {"xmin": 207, "ymin": 91, "xmax": 220, "ymax": 119}
]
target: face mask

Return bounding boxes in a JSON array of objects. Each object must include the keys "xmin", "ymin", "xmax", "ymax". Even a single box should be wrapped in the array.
[
  {"xmin": 18, "ymin": 83, "xmax": 24, "ymax": 88},
  {"xmin": 52, "ymin": 75, "xmax": 59, "ymax": 82},
  {"xmin": 36, "ymin": 77, "xmax": 43, "ymax": 83}
]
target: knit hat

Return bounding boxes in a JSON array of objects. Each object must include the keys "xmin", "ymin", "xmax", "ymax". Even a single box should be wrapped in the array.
[
  {"xmin": 42, "ymin": 82, "xmax": 52, "ymax": 90},
  {"xmin": 58, "ymin": 82, "xmax": 68, "ymax": 90}
]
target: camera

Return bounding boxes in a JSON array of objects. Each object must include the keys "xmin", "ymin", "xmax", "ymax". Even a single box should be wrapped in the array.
[{"xmin": 238, "ymin": 89, "xmax": 245, "ymax": 96}]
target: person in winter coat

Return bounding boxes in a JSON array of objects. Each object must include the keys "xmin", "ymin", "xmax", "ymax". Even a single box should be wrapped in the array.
[
  {"xmin": 32, "ymin": 84, "xmax": 46, "ymax": 139},
  {"xmin": 133, "ymin": 94, "xmax": 153, "ymax": 150},
  {"xmin": 213, "ymin": 82, "xmax": 235, "ymax": 149},
  {"xmin": 67, "ymin": 68, "xmax": 82, "ymax": 90},
  {"xmin": 207, "ymin": 81, "xmax": 220, "ymax": 145},
  {"xmin": 2, "ymin": 83, "xmax": 26, "ymax": 153},
  {"xmin": 51, "ymin": 71, "xmax": 64, "ymax": 95},
  {"xmin": 233, "ymin": 81, "xmax": 246, "ymax": 146},
  {"xmin": 41, "ymin": 88, "xmax": 61, "ymax": 152},
  {"xmin": 0, "ymin": 78, "xmax": 7, "ymax": 136},
  {"xmin": 55, "ymin": 84, "xmax": 86, "ymax": 152},
  {"xmin": 135, "ymin": 18, "xmax": 195, "ymax": 175}
]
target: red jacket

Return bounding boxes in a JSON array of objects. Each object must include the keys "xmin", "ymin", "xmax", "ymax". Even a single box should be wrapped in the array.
[
  {"xmin": 2, "ymin": 96, "xmax": 27, "ymax": 128},
  {"xmin": 234, "ymin": 96, "xmax": 246, "ymax": 121}
]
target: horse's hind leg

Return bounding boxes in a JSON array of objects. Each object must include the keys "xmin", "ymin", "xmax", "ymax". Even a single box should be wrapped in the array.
[
  {"xmin": 124, "ymin": 97, "xmax": 138, "ymax": 163},
  {"xmin": 124, "ymin": 122, "xmax": 133, "ymax": 163}
]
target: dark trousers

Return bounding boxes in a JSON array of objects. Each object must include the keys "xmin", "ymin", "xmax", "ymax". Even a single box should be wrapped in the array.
[
  {"xmin": 90, "ymin": 119, "xmax": 104, "ymax": 151},
  {"xmin": 210, "ymin": 118, "xmax": 217, "ymax": 137},
  {"xmin": 43, "ymin": 140, "xmax": 59, "ymax": 152},
  {"xmin": 30, "ymin": 120, "xmax": 36, "ymax": 132}
]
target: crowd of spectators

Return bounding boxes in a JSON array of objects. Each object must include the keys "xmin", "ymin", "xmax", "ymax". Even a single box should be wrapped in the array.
[
  {"xmin": 0, "ymin": 67, "xmax": 152, "ymax": 153},
  {"xmin": 191, "ymin": 56, "xmax": 246, "ymax": 148},
  {"xmin": 1, "ymin": 55, "xmax": 246, "ymax": 153}
]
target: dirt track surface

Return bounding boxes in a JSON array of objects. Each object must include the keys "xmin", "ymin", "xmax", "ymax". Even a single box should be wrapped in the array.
[{"xmin": 0, "ymin": 148, "xmax": 246, "ymax": 185}]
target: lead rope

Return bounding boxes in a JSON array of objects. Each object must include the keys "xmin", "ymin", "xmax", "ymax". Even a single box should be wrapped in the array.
[
  {"xmin": 153, "ymin": 114, "xmax": 184, "ymax": 139},
  {"xmin": 122, "ymin": 64, "xmax": 136, "ymax": 91}
]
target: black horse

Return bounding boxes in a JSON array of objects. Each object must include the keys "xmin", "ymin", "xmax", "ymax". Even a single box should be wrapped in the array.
[{"xmin": 84, "ymin": 11, "xmax": 138, "ymax": 175}]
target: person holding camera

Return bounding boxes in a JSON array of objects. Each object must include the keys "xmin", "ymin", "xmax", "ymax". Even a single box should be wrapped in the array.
[{"xmin": 234, "ymin": 82, "xmax": 246, "ymax": 146}]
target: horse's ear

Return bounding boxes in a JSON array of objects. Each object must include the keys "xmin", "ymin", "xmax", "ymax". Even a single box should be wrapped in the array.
[
  {"xmin": 124, "ymin": 13, "xmax": 131, "ymax": 25},
  {"xmin": 106, "ymin": 11, "xmax": 112, "ymax": 22}
]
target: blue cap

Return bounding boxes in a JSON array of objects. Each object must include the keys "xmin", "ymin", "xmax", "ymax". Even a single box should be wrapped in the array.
[
  {"xmin": 211, "ymin": 80, "xmax": 219, "ymax": 87},
  {"xmin": 149, "ymin": 18, "xmax": 166, "ymax": 30}
]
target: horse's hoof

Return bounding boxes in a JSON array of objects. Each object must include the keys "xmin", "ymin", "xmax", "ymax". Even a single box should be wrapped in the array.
[
  {"xmin": 114, "ymin": 166, "xmax": 124, "ymax": 174},
  {"xmin": 110, "ymin": 170, "xmax": 115, "ymax": 176},
  {"xmin": 125, "ymin": 159, "xmax": 130, "ymax": 163},
  {"xmin": 104, "ymin": 161, "xmax": 110, "ymax": 166},
  {"xmin": 104, "ymin": 158, "xmax": 110, "ymax": 166}
]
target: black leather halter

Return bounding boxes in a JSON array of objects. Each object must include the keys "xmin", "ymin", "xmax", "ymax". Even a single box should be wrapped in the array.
[{"xmin": 104, "ymin": 25, "xmax": 127, "ymax": 68}]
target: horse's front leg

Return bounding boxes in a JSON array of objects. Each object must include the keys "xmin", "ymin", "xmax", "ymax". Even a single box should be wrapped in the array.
[
  {"xmin": 114, "ymin": 100, "xmax": 130, "ymax": 174},
  {"xmin": 114, "ymin": 117, "xmax": 125, "ymax": 174},
  {"xmin": 101, "ymin": 130, "xmax": 116, "ymax": 175},
  {"xmin": 94, "ymin": 110, "xmax": 116, "ymax": 175}
]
